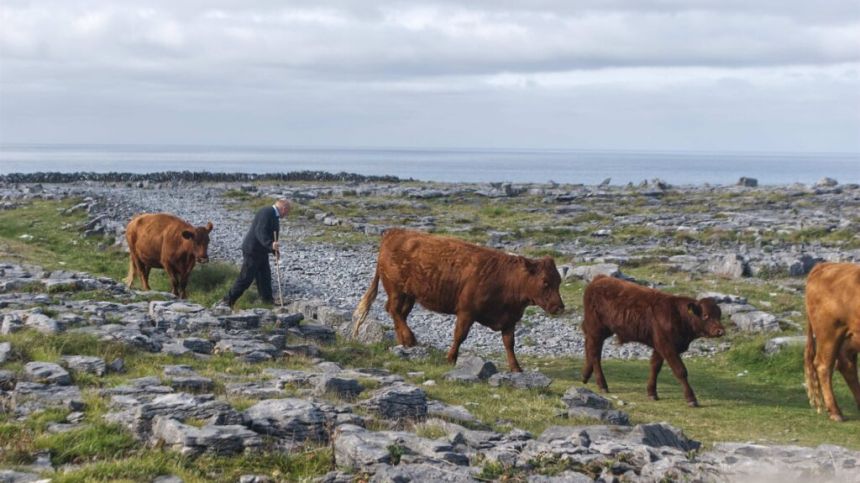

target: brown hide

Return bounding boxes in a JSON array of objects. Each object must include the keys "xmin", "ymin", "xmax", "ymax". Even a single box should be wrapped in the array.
[
  {"xmin": 353, "ymin": 228, "xmax": 564, "ymax": 372},
  {"xmin": 124, "ymin": 213, "xmax": 213, "ymax": 298},
  {"xmin": 582, "ymin": 275, "xmax": 724, "ymax": 406},
  {"xmin": 804, "ymin": 262, "xmax": 860, "ymax": 421}
]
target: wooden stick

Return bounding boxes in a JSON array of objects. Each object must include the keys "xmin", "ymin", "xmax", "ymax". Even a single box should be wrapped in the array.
[{"xmin": 274, "ymin": 231, "xmax": 284, "ymax": 307}]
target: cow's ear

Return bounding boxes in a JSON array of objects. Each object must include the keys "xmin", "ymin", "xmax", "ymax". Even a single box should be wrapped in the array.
[
  {"xmin": 524, "ymin": 258, "xmax": 539, "ymax": 275},
  {"xmin": 181, "ymin": 230, "xmax": 194, "ymax": 240},
  {"xmin": 206, "ymin": 222, "xmax": 213, "ymax": 233},
  {"xmin": 687, "ymin": 302, "xmax": 702, "ymax": 317}
]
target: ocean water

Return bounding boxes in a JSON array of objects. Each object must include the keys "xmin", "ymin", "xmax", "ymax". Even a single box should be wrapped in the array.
[{"xmin": 0, "ymin": 144, "xmax": 858, "ymax": 185}]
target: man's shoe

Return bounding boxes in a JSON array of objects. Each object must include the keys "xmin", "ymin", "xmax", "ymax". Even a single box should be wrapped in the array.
[{"xmin": 211, "ymin": 299, "xmax": 232, "ymax": 311}]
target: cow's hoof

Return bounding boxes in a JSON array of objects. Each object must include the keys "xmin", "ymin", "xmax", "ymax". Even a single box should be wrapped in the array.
[
  {"xmin": 830, "ymin": 414, "xmax": 845, "ymax": 422},
  {"xmin": 648, "ymin": 395, "xmax": 659, "ymax": 401},
  {"xmin": 687, "ymin": 400, "xmax": 699, "ymax": 408}
]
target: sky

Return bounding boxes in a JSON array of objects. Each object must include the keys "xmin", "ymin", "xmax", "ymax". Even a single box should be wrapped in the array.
[{"xmin": 1, "ymin": 0, "xmax": 859, "ymax": 153}]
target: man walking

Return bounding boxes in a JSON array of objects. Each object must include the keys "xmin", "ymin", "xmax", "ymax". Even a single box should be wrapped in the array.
[{"xmin": 219, "ymin": 198, "xmax": 290, "ymax": 308}]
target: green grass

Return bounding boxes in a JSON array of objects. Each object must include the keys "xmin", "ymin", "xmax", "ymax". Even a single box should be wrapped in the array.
[{"xmin": 321, "ymin": 338, "xmax": 860, "ymax": 450}]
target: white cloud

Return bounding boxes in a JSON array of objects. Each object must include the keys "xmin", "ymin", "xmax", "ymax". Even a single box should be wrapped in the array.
[{"xmin": 0, "ymin": 0, "xmax": 858, "ymax": 151}]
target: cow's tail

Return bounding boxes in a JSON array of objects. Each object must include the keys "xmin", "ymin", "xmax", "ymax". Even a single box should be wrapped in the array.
[
  {"xmin": 124, "ymin": 256, "xmax": 135, "ymax": 288},
  {"xmin": 804, "ymin": 317, "xmax": 823, "ymax": 413},
  {"xmin": 352, "ymin": 267, "xmax": 380, "ymax": 338}
]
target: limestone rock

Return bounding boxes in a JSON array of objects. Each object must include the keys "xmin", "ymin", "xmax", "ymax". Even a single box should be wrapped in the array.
[
  {"xmin": 443, "ymin": 356, "xmax": 497, "ymax": 383},
  {"xmin": 25, "ymin": 361, "xmax": 71, "ymax": 385},
  {"xmin": 764, "ymin": 336, "xmax": 806, "ymax": 355},
  {"xmin": 488, "ymin": 371, "xmax": 552, "ymax": 390},
  {"xmin": 61, "ymin": 355, "xmax": 106, "ymax": 376},
  {"xmin": 313, "ymin": 375, "xmax": 364, "ymax": 400},
  {"xmin": 361, "ymin": 383, "xmax": 428, "ymax": 421},
  {"xmin": 731, "ymin": 311, "xmax": 780, "ymax": 332},
  {"xmin": 0, "ymin": 341, "xmax": 11, "ymax": 363},
  {"xmin": 151, "ymin": 416, "xmax": 262, "ymax": 457},
  {"xmin": 244, "ymin": 398, "xmax": 328, "ymax": 442}
]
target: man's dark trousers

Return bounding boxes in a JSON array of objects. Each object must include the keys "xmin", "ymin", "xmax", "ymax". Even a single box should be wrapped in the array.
[
  {"xmin": 225, "ymin": 206, "xmax": 279, "ymax": 306},
  {"xmin": 227, "ymin": 251, "xmax": 273, "ymax": 305}
]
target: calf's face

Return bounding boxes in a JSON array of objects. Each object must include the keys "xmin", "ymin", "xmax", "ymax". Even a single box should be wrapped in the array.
[
  {"xmin": 181, "ymin": 222, "xmax": 214, "ymax": 264},
  {"xmin": 686, "ymin": 297, "xmax": 725, "ymax": 337},
  {"xmin": 525, "ymin": 257, "xmax": 565, "ymax": 315}
]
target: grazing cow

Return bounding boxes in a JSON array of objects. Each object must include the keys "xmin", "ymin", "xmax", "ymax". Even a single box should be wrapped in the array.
[
  {"xmin": 352, "ymin": 228, "xmax": 565, "ymax": 372},
  {"xmin": 124, "ymin": 213, "xmax": 213, "ymax": 298},
  {"xmin": 805, "ymin": 262, "xmax": 860, "ymax": 422},
  {"xmin": 582, "ymin": 275, "xmax": 725, "ymax": 407}
]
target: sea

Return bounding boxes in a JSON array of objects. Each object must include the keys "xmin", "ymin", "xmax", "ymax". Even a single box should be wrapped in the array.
[{"xmin": 1, "ymin": 144, "xmax": 858, "ymax": 185}]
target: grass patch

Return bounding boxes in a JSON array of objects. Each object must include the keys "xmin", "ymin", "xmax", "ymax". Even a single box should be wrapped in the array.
[{"xmin": 321, "ymin": 337, "xmax": 860, "ymax": 450}]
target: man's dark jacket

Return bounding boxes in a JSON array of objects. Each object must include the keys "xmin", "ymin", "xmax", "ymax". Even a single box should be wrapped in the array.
[{"xmin": 241, "ymin": 206, "xmax": 279, "ymax": 256}]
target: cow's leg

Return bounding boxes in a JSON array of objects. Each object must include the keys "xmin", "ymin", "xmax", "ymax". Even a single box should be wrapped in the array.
[
  {"xmin": 164, "ymin": 263, "xmax": 181, "ymax": 297},
  {"xmin": 815, "ymin": 332, "xmax": 845, "ymax": 421},
  {"xmin": 584, "ymin": 330, "xmax": 610, "ymax": 391},
  {"xmin": 660, "ymin": 348, "xmax": 698, "ymax": 407},
  {"xmin": 836, "ymin": 346, "xmax": 860, "ymax": 410},
  {"xmin": 446, "ymin": 312, "xmax": 474, "ymax": 364},
  {"xmin": 386, "ymin": 294, "xmax": 417, "ymax": 346},
  {"xmin": 178, "ymin": 270, "xmax": 191, "ymax": 299},
  {"xmin": 647, "ymin": 351, "xmax": 664, "ymax": 401},
  {"xmin": 501, "ymin": 326, "xmax": 523, "ymax": 373},
  {"xmin": 141, "ymin": 265, "xmax": 152, "ymax": 291}
]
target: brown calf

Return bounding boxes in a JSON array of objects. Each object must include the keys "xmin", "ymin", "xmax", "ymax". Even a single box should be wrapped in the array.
[
  {"xmin": 805, "ymin": 262, "xmax": 860, "ymax": 421},
  {"xmin": 352, "ymin": 228, "xmax": 564, "ymax": 372},
  {"xmin": 124, "ymin": 213, "xmax": 213, "ymax": 298},
  {"xmin": 582, "ymin": 275, "xmax": 725, "ymax": 407}
]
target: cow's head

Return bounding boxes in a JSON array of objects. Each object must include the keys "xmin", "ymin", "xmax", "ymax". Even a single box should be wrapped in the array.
[
  {"xmin": 181, "ymin": 222, "xmax": 214, "ymax": 264},
  {"xmin": 684, "ymin": 297, "xmax": 725, "ymax": 338},
  {"xmin": 523, "ymin": 256, "xmax": 565, "ymax": 315}
]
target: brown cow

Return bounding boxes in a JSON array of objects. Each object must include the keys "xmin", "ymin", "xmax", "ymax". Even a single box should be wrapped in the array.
[
  {"xmin": 582, "ymin": 275, "xmax": 725, "ymax": 407},
  {"xmin": 352, "ymin": 228, "xmax": 565, "ymax": 372},
  {"xmin": 805, "ymin": 262, "xmax": 860, "ymax": 422},
  {"xmin": 124, "ymin": 213, "xmax": 213, "ymax": 299}
]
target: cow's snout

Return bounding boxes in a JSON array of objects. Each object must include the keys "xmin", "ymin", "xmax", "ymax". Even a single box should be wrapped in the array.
[
  {"xmin": 547, "ymin": 302, "xmax": 565, "ymax": 315},
  {"xmin": 710, "ymin": 326, "xmax": 725, "ymax": 337},
  {"xmin": 197, "ymin": 257, "xmax": 209, "ymax": 264}
]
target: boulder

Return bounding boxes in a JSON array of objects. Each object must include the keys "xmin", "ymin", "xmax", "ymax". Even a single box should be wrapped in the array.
[
  {"xmin": 488, "ymin": 371, "xmax": 553, "ymax": 390},
  {"xmin": 24, "ymin": 312, "xmax": 63, "ymax": 334},
  {"xmin": 731, "ymin": 311, "xmax": 780, "ymax": 332},
  {"xmin": 25, "ymin": 361, "xmax": 71, "ymax": 385},
  {"xmin": 570, "ymin": 263, "xmax": 625, "ymax": 283},
  {"xmin": 764, "ymin": 336, "xmax": 806, "ymax": 355},
  {"xmin": 561, "ymin": 386, "xmax": 630, "ymax": 425},
  {"xmin": 106, "ymin": 392, "xmax": 243, "ymax": 439},
  {"xmin": 711, "ymin": 254, "xmax": 750, "ymax": 278},
  {"xmin": 737, "ymin": 177, "xmax": 758, "ymax": 187},
  {"xmin": 244, "ymin": 398, "xmax": 328, "ymax": 442},
  {"xmin": 181, "ymin": 338, "xmax": 214, "ymax": 354},
  {"xmin": 11, "ymin": 382, "xmax": 85, "ymax": 416},
  {"xmin": 313, "ymin": 375, "xmax": 365, "ymax": 400},
  {"xmin": 370, "ymin": 463, "xmax": 478, "ymax": 482},
  {"xmin": 61, "ymin": 355, "xmax": 106, "ymax": 376},
  {"xmin": 443, "ymin": 355, "xmax": 498, "ymax": 383},
  {"xmin": 390, "ymin": 345, "xmax": 430, "ymax": 360},
  {"xmin": 0, "ymin": 341, "xmax": 11, "ymax": 364},
  {"xmin": 151, "ymin": 416, "xmax": 262, "ymax": 457},
  {"xmin": 361, "ymin": 383, "xmax": 428, "ymax": 421}
]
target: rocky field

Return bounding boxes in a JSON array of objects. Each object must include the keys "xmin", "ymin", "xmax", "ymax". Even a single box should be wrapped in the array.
[{"xmin": 1, "ymin": 173, "xmax": 859, "ymax": 482}]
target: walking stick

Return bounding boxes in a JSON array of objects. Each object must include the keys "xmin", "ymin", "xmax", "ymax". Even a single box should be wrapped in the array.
[{"xmin": 274, "ymin": 231, "xmax": 284, "ymax": 307}]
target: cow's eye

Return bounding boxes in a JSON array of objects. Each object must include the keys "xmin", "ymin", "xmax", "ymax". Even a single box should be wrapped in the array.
[{"xmin": 543, "ymin": 281, "xmax": 549, "ymax": 288}]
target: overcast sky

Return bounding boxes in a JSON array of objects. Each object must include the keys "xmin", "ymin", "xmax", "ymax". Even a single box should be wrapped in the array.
[{"xmin": 1, "ymin": 0, "xmax": 858, "ymax": 152}]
